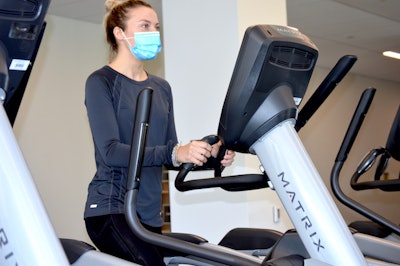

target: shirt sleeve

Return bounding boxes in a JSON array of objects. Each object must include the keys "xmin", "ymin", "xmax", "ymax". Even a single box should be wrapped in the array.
[
  {"xmin": 142, "ymin": 80, "xmax": 178, "ymax": 166},
  {"xmin": 85, "ymin": 73, "xmax": 131, "ymax": 167}
]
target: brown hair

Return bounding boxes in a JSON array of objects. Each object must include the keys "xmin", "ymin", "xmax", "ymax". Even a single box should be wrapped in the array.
[{"xmin": 104, "ymin": 0, "xmax": 152, "ymax": 61}]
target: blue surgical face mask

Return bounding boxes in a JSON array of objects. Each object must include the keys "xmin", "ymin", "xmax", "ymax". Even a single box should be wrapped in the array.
[{"xmin": 123, "ymin": 31, "xmax": 162, "ymax": 60}]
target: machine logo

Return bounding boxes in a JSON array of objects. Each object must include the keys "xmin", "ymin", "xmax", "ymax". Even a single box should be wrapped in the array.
[
  {"xmin": 0, "ymin": 227, "xmax": 18, "ymax": 265},
  {"xmin": 278, "ymin": 172, "xmax": 325, "ymax": 252}
]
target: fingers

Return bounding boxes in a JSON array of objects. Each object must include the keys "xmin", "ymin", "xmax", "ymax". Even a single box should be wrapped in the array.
[
  {"xmin": 190, "ymin": 140, "xmax": 212, "ymax": 165},
  {"xmin": 210, "ymin": 140, "xmax": 222, "ymax": 158},
  {"xmin": 209, "ymin": 141, "xmax": 235, "ymax": 167},
  {"xmin": 221, "ymin": 150, "xmax": 235, "ymax": 167},
  {"xmin": 177, "ymin": 140, "xmax": 235, "ymax": 167},
  {"xmin": 178, "ymin": 140, "xmax": 212, "ymax": 166}
]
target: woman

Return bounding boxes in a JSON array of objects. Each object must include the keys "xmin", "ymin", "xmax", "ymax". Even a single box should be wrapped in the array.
[{"xmin": 83, "ymin": 0, "xmax": 235, "ymax": 265}]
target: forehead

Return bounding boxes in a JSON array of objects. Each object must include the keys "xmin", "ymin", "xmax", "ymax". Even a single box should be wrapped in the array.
[{"xmin": 126, "ymin": 6, "xmax": 159, "ymax": 24}]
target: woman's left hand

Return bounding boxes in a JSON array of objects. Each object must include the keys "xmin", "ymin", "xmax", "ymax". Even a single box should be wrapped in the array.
[{"xmin": 211, "ymin": 141, "xmax": 235, "ymax": 167}]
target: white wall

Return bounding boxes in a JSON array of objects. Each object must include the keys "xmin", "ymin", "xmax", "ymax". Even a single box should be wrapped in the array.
[{"xmin": 12, "ymin": 6, "xmax": 400, "ymax": 247}]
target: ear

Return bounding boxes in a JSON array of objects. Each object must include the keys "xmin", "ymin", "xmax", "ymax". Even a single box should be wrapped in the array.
[{"xmin": 113, "ymin": 26, "xmax": 125, "ymax": 40}]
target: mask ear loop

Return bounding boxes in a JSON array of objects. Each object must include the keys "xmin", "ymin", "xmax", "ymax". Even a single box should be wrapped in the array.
[{"xmin": 118, "ymin": 28, "xmax": 135, "ymax": 49}]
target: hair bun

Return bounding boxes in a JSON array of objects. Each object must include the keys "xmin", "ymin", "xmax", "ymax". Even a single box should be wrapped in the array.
[{"xmin": 105, "ymin": 0, "xmax": 123, "ymax": 13}]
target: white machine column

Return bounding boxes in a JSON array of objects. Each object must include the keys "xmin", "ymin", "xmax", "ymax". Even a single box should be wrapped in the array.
[{"xmin": 252, "ymin": 120, "xmax": 366, "ymax": 265}]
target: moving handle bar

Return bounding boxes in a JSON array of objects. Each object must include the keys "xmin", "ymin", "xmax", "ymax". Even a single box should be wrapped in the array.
[
  {"xmin": 175, "ymin": 54, "xmax": 358, "ymax": 193},
  {"xmin": 331, "ymin": 88, "xmax": 400, "ymax": 236},
  {"xmin": 124, "ymin": 88, "xmax": 261, "ymax": 266},
  {"xmin": 295, "ymin": 54, "xmax": 357, "ymax": 131}
]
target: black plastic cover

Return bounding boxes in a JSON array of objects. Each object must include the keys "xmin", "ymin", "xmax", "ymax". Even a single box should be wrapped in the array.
[
  {"xmin": 0, "ymin": 0, "xmax": 50, "ymax": 124},
  {"xmin": 218, "ymin": 25, "xmax": 318, "ymax": 153}
]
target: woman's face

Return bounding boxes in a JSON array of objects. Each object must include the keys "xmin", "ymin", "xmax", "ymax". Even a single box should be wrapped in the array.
[{"xmin": 124, "ymin": 6, "xmax": 160, "ymax": 37}]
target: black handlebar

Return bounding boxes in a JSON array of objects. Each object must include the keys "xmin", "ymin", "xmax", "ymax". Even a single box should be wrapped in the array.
[
  {"xmin": 175, "ymin": 134, "xmax": 269, "ymax": 192},
  {"xmin": 126, "ymin": 88, "xmax": 153, "ymax": 191},
  {"xmin": 179, "ymin": 135, "xmax": 220, "ymax": 173},
  {"xmin": 334, "ymin": 88, "xmax": 376, "ymax": 162},
  {"xmin": 295, "ymin": 55, "xmax": 357, "ymax": 131}
]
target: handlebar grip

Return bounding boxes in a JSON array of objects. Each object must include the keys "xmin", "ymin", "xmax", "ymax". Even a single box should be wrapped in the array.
[
  {"xmin": 175, "ymin": 135, "xmax": 220, "ymax": 191},
  {"xmin": 200, "ymin": 134, "xmax": 220, "ymax": 145},
  {"xmin": 181, "ymin": 135, "xmax": 220, "ymax": 171}
]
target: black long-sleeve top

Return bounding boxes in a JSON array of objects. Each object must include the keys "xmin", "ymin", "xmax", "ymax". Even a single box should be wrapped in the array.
[{"xmin": 84, "ymin": 66, "xmax": 177, "ymax": 227}]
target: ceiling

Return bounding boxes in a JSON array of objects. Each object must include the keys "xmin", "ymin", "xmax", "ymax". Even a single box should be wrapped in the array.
[{"xmin": 47, "ymin": 0, "xmax": 400, "ymax": 83}]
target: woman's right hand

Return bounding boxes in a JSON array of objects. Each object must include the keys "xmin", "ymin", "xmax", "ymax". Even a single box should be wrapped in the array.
[{"xmin": 176, "ymin": 140, "xmax": 212, "ymax": 166}]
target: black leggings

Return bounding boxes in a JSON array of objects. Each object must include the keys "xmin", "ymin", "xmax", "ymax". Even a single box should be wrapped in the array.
[{"xmin": 85, "ymin": 214, "xmax": 166, "ymax": 266}]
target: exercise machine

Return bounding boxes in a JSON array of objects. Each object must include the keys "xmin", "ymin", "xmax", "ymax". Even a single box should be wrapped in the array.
[
  {"xmin": 0, "ymin": 1, "xmax": 70, "ymax": 265},
  {"xmin": 347, "ymin": 104, "xmax": 400, "ymax": 242},
  {"xmin": 331, "ymin": 97, "xmax": 400, "ymax": 250},
  {"xmin": 158, "ymin": 26, "xmax": 400, "ymax": 265},
  {"xmin": 168, "ymin": 24, "xmax": 365, "ymax": 265}
]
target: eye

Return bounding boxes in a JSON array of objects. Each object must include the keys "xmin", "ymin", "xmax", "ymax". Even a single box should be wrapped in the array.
[
  {"xmin": 138, "ymin": 21, "xmax": 160, "ymax": 32},
  {"xmin": 140, "ymin": 23, "xmax": 150, "ymax": 30}
]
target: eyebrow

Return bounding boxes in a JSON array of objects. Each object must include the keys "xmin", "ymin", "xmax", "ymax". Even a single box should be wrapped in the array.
[{"xmin": 137, "ymin": 19, "xmax": 159, "ymax": 26}]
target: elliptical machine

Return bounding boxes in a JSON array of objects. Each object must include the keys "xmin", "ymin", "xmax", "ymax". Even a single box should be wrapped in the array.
[
  {"xmin": 347, "ymin": 105, "xmax": 400, "ymax": 243},
  {"xmin": 331, "ymin": 99, "xmax": 400, "ymax": 249},
  {"xmin": 169, "ymin": 24, "xmax": 366, "ymax": 265}
]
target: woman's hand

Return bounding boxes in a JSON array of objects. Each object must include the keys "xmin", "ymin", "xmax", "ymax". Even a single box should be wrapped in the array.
[
  {"xmin": 176, "ymin": 140, "xmax": 212, "ymax": 166},
  {"xmin": 220, "ymin": 149, "xmax": 235, "ymax": 167},
  {"xmin": 211, "ymin": 140, "xmax": 235, "ymax": 167},
  {"xmin": 177, "ymin": 139, "xmax": 235, "ymax": 167}
]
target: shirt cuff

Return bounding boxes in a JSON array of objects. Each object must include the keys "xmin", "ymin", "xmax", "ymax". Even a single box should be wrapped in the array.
[{"xmin": 171, "ymin": 143, "xmax": 181, "ymax": 167}]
